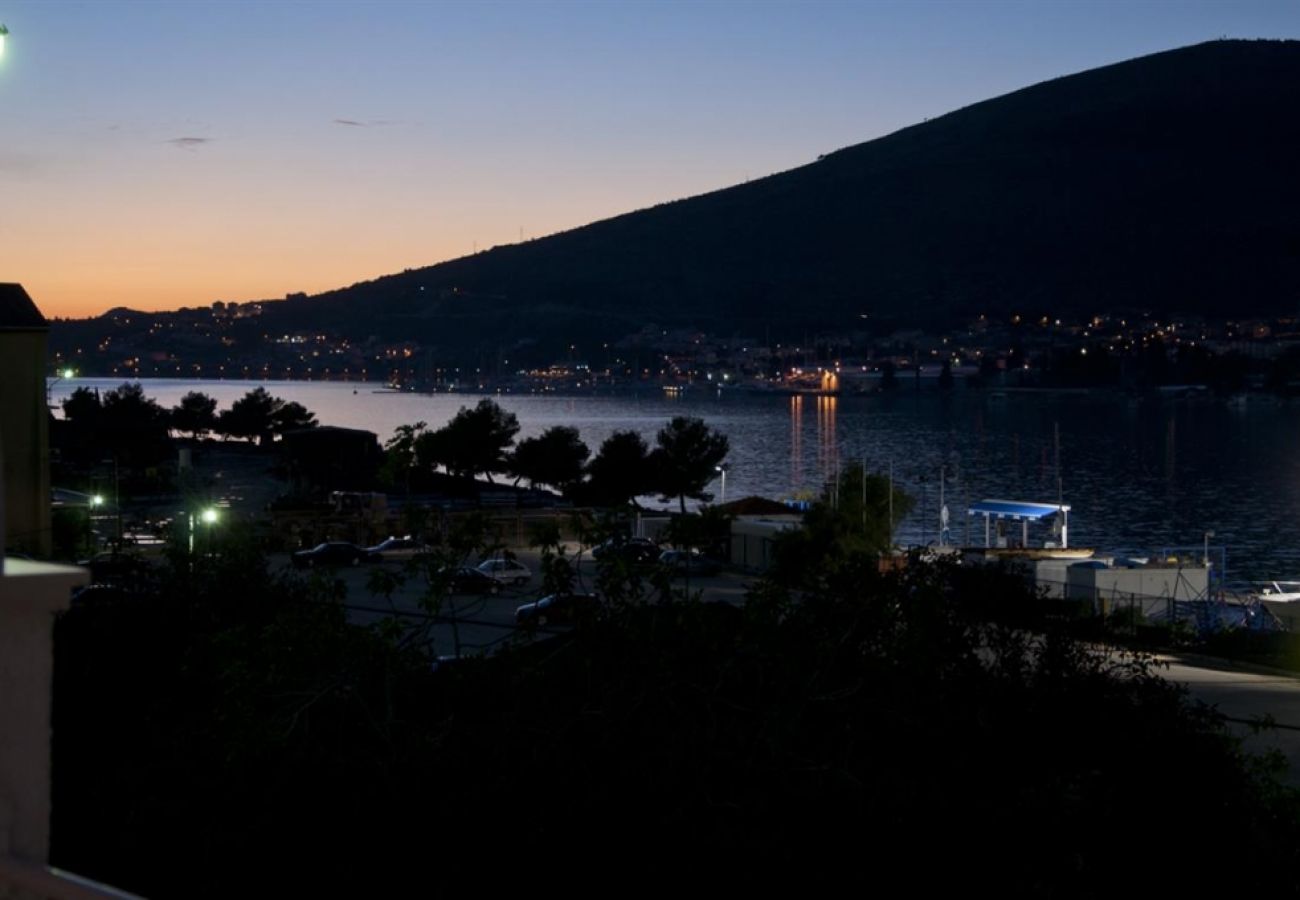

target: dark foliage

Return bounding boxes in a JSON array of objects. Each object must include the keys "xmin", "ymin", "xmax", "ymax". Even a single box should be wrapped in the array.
[
  {"xmin": 508, "ymin": 425, "xmax": 589, "ymax": 493},
  {"xmin": 59, "ymin": 382, "xmax": 171, "ymax": 469},
  {"xmin": 169, "ymin": 391, "xmax": 218, "ymax": 440},
  {"xmin": 414, "ymin": 398, "xmax": 519, "ymax": 482},
  {"xmin": 650, "ymin": 416, "xmax": 729, "ymax": 513},
  {"xmin": 581, "ymin": 429, "xmax": 655, "ymax": 508},
  {"xmin": 217, "ymin": 387, "xmax": 318, "ymax": 444},
  {"xmin": 50, "ymin": 525, "xmax": 1300, "ymax": 894},
  {"xmin": 772, "ymin": 462, "xmax": 913, "ymax": 585}
]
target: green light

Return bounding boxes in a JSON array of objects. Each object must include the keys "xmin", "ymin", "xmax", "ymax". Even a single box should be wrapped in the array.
[
  {"xmin": 62, "ymin": 368, "xmax": 75, "ymax": 379},
  {"xmin": 200, "ymin": 508, "xmax": 219, "ymax": 525},
  {"xmin": 90, "ymin": 494, "xmax": 104, "ymax": 508}
]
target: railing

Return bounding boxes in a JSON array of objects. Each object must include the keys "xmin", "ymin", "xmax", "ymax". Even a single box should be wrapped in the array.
[{"xmin": 0, "ymin": 855, "xmax": 141, "ymax": 900}]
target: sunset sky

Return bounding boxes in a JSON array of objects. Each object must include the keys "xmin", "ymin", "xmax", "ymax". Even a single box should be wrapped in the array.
[{"xmin": 3, "ymin": 1, "xmax": 1297, "ymax": 320}]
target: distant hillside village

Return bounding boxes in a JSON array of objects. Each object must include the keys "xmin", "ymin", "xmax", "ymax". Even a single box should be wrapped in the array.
[{"xmin": 46, "ymin": 301, "xmax": 1300, "ymax": 396}]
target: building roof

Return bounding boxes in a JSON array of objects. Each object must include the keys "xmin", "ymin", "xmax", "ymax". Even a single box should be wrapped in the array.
[
  {"xmin": 717, "ymin": 495, "xmax": 803, "ymax": 517},
  {"xmin": 967, "ymin": 500, "xmax": 1070, "ymax": 520},
  {"xmin": 0, "ymin": 283, "xmax": 48, "ymax": 331}
]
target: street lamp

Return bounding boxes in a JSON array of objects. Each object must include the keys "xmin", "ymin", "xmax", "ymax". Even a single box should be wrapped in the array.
[
  {"xmin": 188, "ymin": 507, "xmax": 219, "ymax": 555},
  {"xmin": 715, "ymin": 464, "xmax": 728, "ymax": 505},
  {"xmin": 87, "ymin": 494, "xmax": 104, "ymax": 553},
  {"xmin": 1204, "ymin": 530, "xmax": 1215, "ymax": 568}
]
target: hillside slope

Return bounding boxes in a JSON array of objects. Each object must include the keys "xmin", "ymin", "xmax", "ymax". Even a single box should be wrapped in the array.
[{"xmin": 68, "ymin": 39, "xmax": 1300, "ymax": 362}]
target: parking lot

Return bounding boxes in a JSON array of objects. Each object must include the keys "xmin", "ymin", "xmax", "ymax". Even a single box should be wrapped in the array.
[{"xmin": 271, "ymin": 544, "xmax": 757, "ymax": 658}]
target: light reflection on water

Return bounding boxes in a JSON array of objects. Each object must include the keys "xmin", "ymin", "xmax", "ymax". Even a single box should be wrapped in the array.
[{"xmin": 49, "ymin": 378, "xmax": 1300, "ymax": 580}]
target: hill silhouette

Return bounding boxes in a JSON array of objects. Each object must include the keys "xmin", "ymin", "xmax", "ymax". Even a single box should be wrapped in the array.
[{"xmin": 60, "ymin": 40, "xmax": 1300, "ymax": 364}]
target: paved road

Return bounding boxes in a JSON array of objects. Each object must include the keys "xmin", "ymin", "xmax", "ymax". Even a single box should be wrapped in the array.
[{"xmin": 1160, "ymin": 655, "xmax": 1300, "ymax": 784}]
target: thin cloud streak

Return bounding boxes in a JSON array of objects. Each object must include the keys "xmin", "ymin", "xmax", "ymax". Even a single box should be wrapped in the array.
[{"xmin": 166, "ymin": 137, "xmax": 212, "ymax": 149}]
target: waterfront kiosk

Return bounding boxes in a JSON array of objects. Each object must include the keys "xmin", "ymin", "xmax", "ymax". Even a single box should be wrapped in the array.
[
  {"xmin": 965, "ymin": 499, "xmax": 1080, "ymax": 598},
  {"xmin": 968, "ymin": 499, "xmax": 1070, "ymax": 551}
]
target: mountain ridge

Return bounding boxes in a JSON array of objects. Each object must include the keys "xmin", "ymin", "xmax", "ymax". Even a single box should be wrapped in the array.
[{"xmin": 57, "ymin": 39, "xmax": 1300, "ymax": 363}]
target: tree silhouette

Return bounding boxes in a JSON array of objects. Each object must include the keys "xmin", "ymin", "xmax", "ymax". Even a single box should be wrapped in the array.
[
  {"xmin": 217, "ymin": 388, "xmax": 317, "ymax": 445},
  {"xmin": 417, "ymin": 399, "xmax": 519, "ymax": 482},
  {"xmin": 100, "ymin": 383, "xmax": 170, "ymax": 466},
  {"xmin": 380, "ymin": 422, "xmax": 428, "ymax": 494},
  {"xmin": 509, "ymin": 426, "xmax": 589, "ymax": 494},
  {"xmin": 271, "ymin": 400, "xmax": 318, "ymax": 435},
  {"xmin": 218, "ymin": 388, "xmax": 278, "ymax": 445},
  {"xmin": 650, "ymin": 417, "xmax": 729, "ymax": 514},
  {"xmin": 170, "ymin": 391, "xmax": 218, "ymax": 440},
  {"xmin": 586, "ymin": 430, "xmax": 655, "ymax": 508},
  {"xmin": 62, "ymin": 387, "xmax": 103, "ymax": 426}
]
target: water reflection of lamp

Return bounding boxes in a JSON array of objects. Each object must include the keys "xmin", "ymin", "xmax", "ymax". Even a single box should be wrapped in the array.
[{"xmin": 715, "ymin": 464, "xmax": 728, "ymax": 505}]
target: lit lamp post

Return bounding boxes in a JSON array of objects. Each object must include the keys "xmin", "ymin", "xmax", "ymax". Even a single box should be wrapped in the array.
[
  {"xmin": 202, "ymin": 507, "xmax": 219, "ymax": 556},
  {"xmin": 189, "ymin": 507, "xmax": 219, "ymax": 555},
  {"xmin": 87, "ymin": 494, "xmax": 104, "ymax": 553},
  {"xmin": 715, "ymin": 464, "xmax": 728, "ymax": 506},
  {"xmin": 1204, "ymin": 530, "xmax": 1215, "ymax": 569}
]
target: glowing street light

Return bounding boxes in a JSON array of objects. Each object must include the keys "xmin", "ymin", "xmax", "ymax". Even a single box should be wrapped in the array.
[
  {"xmin": 715, "ymin": 464, "xmax": 728, "ymax": 506},
  {"xmin": 86, "ymin": 494, "xmax": 104, "ymax": 551},
  {"xmin": 200, "ymin": 507, "xmax": 219, "ymax": 526},
  {"xmin": 0, "ymin": 25, "xmax": 9, "ymax": 59}
]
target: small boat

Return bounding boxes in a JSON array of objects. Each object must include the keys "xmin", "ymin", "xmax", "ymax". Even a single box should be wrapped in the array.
[
  {"xmin": 975, "ymin": 546, "xmax": 1095, "ymax": 561},
  {"xmin": 1250, "ymin": 581, "xmax": 1300, "ymax": 602}
]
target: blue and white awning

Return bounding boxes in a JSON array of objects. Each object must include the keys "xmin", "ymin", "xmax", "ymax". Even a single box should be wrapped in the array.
[{"xmin": 967, "ymin": 500, "xmax": 1069, "ymax": 521}]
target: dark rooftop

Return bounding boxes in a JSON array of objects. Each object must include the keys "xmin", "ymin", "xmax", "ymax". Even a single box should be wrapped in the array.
[{"xmin": 0, "ymin": 283, "xmax": 48, "ymax": 331}]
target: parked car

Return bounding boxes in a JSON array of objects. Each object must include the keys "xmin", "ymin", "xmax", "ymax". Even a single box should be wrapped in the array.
[
  {"xmin": 658, "ymin": 549, "xmax": 723, "ymax": 578},
  {"xmin": 515, "ymin": 592, "xmax": 601, "ymax": 627},
  {"xmin": 364, "ymin": 536, "xmax": 434, "ymax": 561},
  {"xmin": 75, "ymin": 551, "xmax": 150, "ymax": 585},
  {"xmin": 476, "ymin": 557, "xmax": 532, "ymax": 586},
  {"xmin": 292, "ymin": 541, "xmax": 378, "ymax": 569},
  {"xmin": 70, "ymin": 583, "xmax": 141, "ymax": 607},
  {"xmin": 431, "ymin": 565, "xmax": 502, "ymax": 595},
  {"xmin": 592, "ymin": 536, "xmax": 660, "ymax": 566}
]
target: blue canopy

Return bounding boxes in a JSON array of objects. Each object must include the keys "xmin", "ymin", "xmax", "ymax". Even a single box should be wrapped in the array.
[{"xmin": 967, "ymin": 500, "xmax": 1069, "ymax": 521}]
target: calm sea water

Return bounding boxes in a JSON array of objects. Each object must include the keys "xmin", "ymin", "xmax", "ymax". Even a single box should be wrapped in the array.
[{"xmin": 49, "ymin": 378, "xmax": 1300, "ymax": 580}]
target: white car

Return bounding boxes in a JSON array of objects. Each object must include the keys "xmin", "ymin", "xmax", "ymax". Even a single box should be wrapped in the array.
[
  {"xmin": 476, "ymin": 557, "xmax": 532, "ymax": 586},
  {"xmin": 364, "ymin": 536, "xmax": 434, "ymax": 561}
]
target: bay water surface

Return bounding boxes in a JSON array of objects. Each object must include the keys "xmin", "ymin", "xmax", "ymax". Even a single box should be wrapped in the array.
[{"xmin": 50, "ymin": 379, "xmax": 1300, "ymax": 580}]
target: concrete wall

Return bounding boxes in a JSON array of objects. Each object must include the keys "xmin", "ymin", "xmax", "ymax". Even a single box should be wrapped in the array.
[
  {"xmin": 1066, "ymin": 564, "xmax": 1209, "ymax": 619},
  {"xmin": 0, "ymin": 559, "xmax": 85, "ymax": 863},
  {"xmin": 0, "ymin": 330, "xmax": 51, "ymax": 557}
]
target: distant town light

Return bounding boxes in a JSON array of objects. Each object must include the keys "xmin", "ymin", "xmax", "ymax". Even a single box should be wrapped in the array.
[
  {"xmin": 62, "ymin": 368, "xmax": 75, "ymax": 379},
  {"xmin": 200, "ymin": 508, "xmax": 219, "ymax": 525}
]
